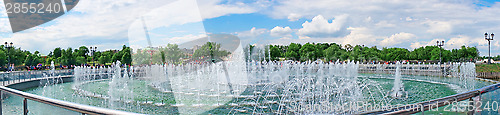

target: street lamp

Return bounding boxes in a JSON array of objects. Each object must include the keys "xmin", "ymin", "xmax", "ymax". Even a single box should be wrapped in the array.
[
  {"xmin": 4, "ymin": 42, "xmax": 13, "ymax": 71},
  {"xmin": 485, "ymin": 33, "xmax": 494, "ymax": 64},
  {"xmin": 90, "ymin": 46, "xmax": 97, "ymax": 67},
  {"xmin": 436, "ymin": 41, "xmax": 444, "ymax": 64}
]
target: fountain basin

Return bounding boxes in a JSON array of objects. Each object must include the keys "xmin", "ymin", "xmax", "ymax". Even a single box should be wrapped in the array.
[{"xmin": 5, "ymin": 74, "xmax": 496, "ymax": 114}]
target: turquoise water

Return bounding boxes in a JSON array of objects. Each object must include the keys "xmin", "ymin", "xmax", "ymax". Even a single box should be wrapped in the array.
[{"xmin": 2, "ymin": 74, "xmax": 499, "ymax": 114}]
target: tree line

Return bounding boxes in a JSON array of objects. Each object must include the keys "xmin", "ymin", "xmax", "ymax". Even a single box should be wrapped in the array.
[
  {"xmin": 252, "ymin": 43, "xmax": 479, "ymax": 62},
  {"xmin": 132, "ymin": 42, "xmax": 231, "ymax": 65},
  {"xmin": 0, "ymin": 45, "xmax": 132, "ymax": 70},
  {"xmin": 0, "ymin": 42, "xmax": 486, "ymax": 70}
]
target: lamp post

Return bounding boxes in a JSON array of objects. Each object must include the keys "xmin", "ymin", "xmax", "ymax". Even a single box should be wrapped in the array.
[
  {"xmin": 436, "ymin": 41, "xmax": 444, "ymax": 64},
  {"xmin": 90, "ymin": 46, "xmax": 97, "ymax": 67},
  {"xmin": 485, "ymin": 33, "xmax": 494, "ymax": 64},
  {"xmin": 4, "ymin": 42, "xmax": 13, "ymax": 71}
]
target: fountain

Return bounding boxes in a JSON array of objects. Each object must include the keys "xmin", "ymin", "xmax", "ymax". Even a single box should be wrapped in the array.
[
  {"xmin": 2, "ymin": 44, "xmax": 496, "ymax": 114},
  {"xmin": 60, "ymin": 52, "xmax": 493, "ymax": 114},
  {"xmin": 391, "ymin": 61, "xmax": 406, "ymax": 98},
  {"xmin": 108, "ymin": 61, "xmax": 134, "ymax": 109}
]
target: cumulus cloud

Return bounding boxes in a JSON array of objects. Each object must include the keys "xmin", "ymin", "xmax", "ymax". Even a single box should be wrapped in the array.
[
  {"xmin": 379, "ymin": 32, "xmax": 417, "ymax": 46},
  {"xmin": 446, "ymin": 35, "xmax": 484, "ymax": 49},
  {"xmin": 1, "ymin": 0, "xmax": 179, "ymax": 54},
  {"xmin": 270, "ymin": 26, "xmax": 292, "ymax": 38},
  {"xmin": 423, "ymin": 20, "xmax": 453, "ymax": 34},
  {"xmin": 242, "ymin": 27, "xmax": 267, "ymax": 37},
  {"xmin": 259, "ymin": 0, "xmax": 500, "ymax": 55},
  {"xmin": 235, "ymin": 27, "xmax": 268, "ymax": 44},
  {"xmin": 375, "ymin": 21, "xmax": 396, "ymax": 28},
  {"xmin": 0, "ymin": 0, "xmax": 266, "ymax": 54},
  {"xmin": 341, "ymin": 27, "xmax": 380, "ymax": 46},
  {"xmin": 297, "ymin": 14, "xmax": 349, "ymax": 38},
  {"xmin": 410, "ymin": 38, "xmax": 446, "ymax": 49},
  {"xmin": 197, "ymin": 0, "xmax": 263, "ymax": 19},
  {"xmin": 287, "ymin": 13, "xmax": 301, "ymax": 21},
  {"xmin": 409, "ymin": 36, "xmax": 485, "ymax": 50},
  {"xmin": 127, "ymin": 0, "xmax": 208, "ymax": 50},
  {"xmin": 2, "ymin": 0, "xmax": 500, "ymax": 56}
]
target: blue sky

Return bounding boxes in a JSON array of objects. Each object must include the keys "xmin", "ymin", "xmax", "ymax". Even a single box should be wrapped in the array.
[
  {"xmin": 203, "ymin": 13, "xmax": 305, "ymax": 33},
  {"xmin": 0, "ymin": 0, "xmax": 500, "ymax": 57}
]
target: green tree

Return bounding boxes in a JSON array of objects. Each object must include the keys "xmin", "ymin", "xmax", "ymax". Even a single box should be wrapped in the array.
[
  {"xmin": 315, "ymin": 43, "xmax": 329, "ymax": 58},
  {"xmin": 285, "ymin": 43, "xmax": 300, "ymax": 60},
  {"xmin": 193, "ymin": 42, "xmax": 230, "ymax": 62},
  {"xmin": 324, "ymin": 43, "xmax": 344, "ymax": 61},
  {"xmin": 111, "ymin": 53, "xmax": 121, "ymax": 63},
  {"xmin": 0, "ymin": 50, "xmax": 6, "ymax": 66},
  {"xmin": 77, "ymin": 46, "xmax": 89, "ymax": 59},
  {"xmin": 381, "ymin": 48, "xmax": 409, "ymax": 61},
  {"xmin": 75, "ymin": 56, "xmax": 86, "ymax": 65},
  {"xmin": 364, "ymin": 46, "xmax": 381, "ymax": 61},
  {"xmin": 53, "ymin": 47, "xmax": 62, "ymax": 58},
  {"xmin": 269, "ymin": 45, "xmax": 281, "ymax": 61},
  {"xmin": 299, "ymin": 43, "xmax": 319, "ymax": 61},
  {"xmin": 60, "ymin": 48, "xmax": 77, "ymax": 66},
  {"xmin": 121, "ymin": 51, "xmax": 132, "ymax": 65},
  {"xmin": 98, "ymin": 55, "xmax": 110, "ymax": 64},
  {"xmin": 25, "ymin": 53, "xmax": 43, "ymax": 66},
  {"xmin": 164, "ymin": 44, "xmax": 183, "ymax": 63},
  {"xmin": 160, "ymin": 51, "xmax": 166, "ymax": 64}
]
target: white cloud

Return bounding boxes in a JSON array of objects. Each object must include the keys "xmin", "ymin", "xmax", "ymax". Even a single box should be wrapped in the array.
[
  {"xmin": 260, "ymin": 0, "xmax": 500, "ymax": 55},
  {"xmin": 142, "ymin": 0, "xmax": 204, "ymax": 29},
  {"xmin": 423, "ymin": 20, "xmax": 453, "ymax": 34},
  {"xmin": 409, "ymin": 36, "xmax": 486, "ymax": 50},
  {"xmin": 341, "ymin": 27, "xmax": 380, "ymax": 46},
  {"xmin": 237, "ymin": 27, "xmax": 267, "ymax": 38},
  {"xmin": 446, "ymin": 35, "xmax": 485, "ymax": 49},
  {"xmin": 1, "ymin": 0, "xmax": 179, "ymax": 54},
  {"xmin": 0, "ymin": 0, "xmax": 264, "ymax": 54},
  {"xmin": 287, "ymin": 13, "xmax": 301, "ymax": 21},
  {"xmin": 410, "ymin": 38, "xmax": 445, "ymax": 49},
  {"xmin": 297, "ymin": 14, "xmax": 349, "ymax": 38},
  {"xmin": 235, "ymin": 27, "xmax": 268, "ymax": 45},
  {"xmin": 364, "ymin": 16, "xmax": 372, "ymax": 23},
  {"xmin": 270, "ymin": 26, "xmax": 292, "ymax": 38},
  {"xmin": 2, "ymin": 0, "xmax": 500, "ymax": 56},
  {"xmin": 196, "ymin": 0, "xmax": 259, "ymax": 19},
  {"xmin": 168, "ymin": 34, "xmax": 207, "ymax": 44},
  {"xmin": 375, "ymin": 21, "xmax": 396, "ymax": 28},
  {"xmin": 410, "ymin": 42, "xmax": 424, "ymax": 50},
  {"xmin": 379, "ymin": 32, "xmax": 417, "ymax": 46},
  {"xmin": 127, "ymin": 0, "xmax": 208, "ymax": 50},
  {"xmin": 405, "ymin": 17, "xmax": 413, "ymax": 21}
]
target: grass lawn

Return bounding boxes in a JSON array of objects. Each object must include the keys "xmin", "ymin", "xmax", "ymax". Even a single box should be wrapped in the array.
[{"xmin": 476, "ymin": 64, "xmax": 500, "ymax": 73}]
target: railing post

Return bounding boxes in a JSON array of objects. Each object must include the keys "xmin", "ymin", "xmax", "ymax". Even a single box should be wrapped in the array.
[
  {"xmin": 418, "ymin": 102, "xmax": 424, "ymax": 115},
  {"xmin": 23, "ymin": 98, "xmax": 28, "ymax": 115},
  {"xmin": 0, "ymin": 90, "xmax": 2, "ymax": 115}
]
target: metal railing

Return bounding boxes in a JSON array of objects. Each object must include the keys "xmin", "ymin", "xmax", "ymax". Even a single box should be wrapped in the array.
[
  {"xmin": 0, "ymin": 70, "xmax": 73, "ymax": 86},
  {"xmin": 478, "ymin": 72, "xmax": 500, "ymax": 79},
  {"xmin": 358, "ymin": 64, "xmax": 448, "ymax": 76},
  {"xmin": 0, "ymin": 85, "xmax": 142, "ymax": 115},
  {"xmin": 0, "ymin": 70, "xmax": 143, "ymax": 115},
  {"xmin": 361, "ymin": 82, "xmax": 500, "ymax": 114}
]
